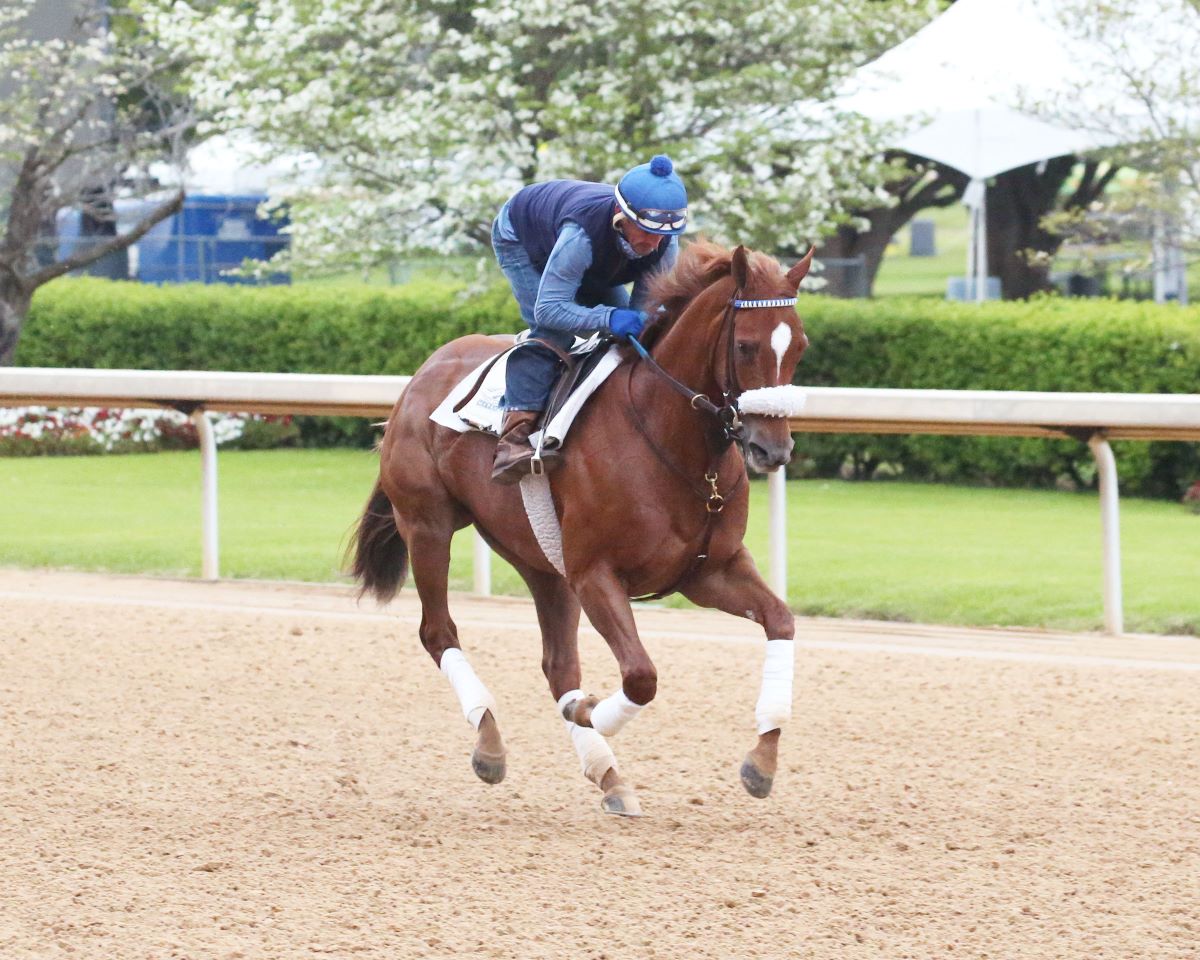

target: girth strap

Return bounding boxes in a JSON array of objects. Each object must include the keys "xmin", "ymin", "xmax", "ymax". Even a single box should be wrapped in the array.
[{"xmin": 628, "ymin": 514, "xmax": 719, "ymax": 603}]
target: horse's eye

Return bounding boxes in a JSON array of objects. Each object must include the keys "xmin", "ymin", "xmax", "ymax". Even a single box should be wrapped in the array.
[{"xmin": 736, "ymin": 341, "xmax": 758, "ymax": 358}]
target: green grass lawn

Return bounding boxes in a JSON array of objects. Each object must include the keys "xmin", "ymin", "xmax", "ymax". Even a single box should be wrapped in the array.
[
  {"xmin": 873, "ymin": 205, "xmax": 971, "ymax": 298},
  {"xmin": 871, "ymin": 202, "xmax": 1200, "ymax": 302},
  {"xmin": 297, "ymin": 195, "xmax": 1196, "ymax": 301},
  {"xmin": 2, "ymin": 449, "xmax": 1197, "ymax": 635}
]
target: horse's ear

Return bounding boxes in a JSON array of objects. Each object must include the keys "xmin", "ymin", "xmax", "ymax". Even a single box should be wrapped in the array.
[
  {"xmin": 731, "ymin": 245, "xmax": 750, "ymax": 290},
  {"xmin": 786, "ymin": 247, "xmax": 816, "ymax": 290}
]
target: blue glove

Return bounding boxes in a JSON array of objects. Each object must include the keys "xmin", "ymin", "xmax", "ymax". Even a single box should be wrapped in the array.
[{"xmin": 609, "ymin": 308, "xmax": 647, "ymax": 338}]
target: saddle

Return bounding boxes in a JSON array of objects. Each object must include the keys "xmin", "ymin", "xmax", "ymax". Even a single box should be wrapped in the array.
[
  {"xmin": 429, "ymin": 332, "xmax": 623, "ymax": 458},
  {"xmin": 428, "ymin": 334, "xmax": 622, "ymax": 577}
]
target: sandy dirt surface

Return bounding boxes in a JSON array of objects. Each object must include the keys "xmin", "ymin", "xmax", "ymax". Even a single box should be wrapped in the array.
[{"xmin": 1, "ymin": 568, "xmax": 1197, "ymax": 960}]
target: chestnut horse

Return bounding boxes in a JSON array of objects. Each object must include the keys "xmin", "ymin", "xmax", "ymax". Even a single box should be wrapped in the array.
[{"xmin": 350, "ymin": 241, "xmax": 812, "ymax": 815}]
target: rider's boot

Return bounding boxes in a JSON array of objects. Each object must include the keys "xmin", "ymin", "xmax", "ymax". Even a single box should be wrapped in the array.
[{"xmin": 491, "ymin": 409, "xmax": 559, "ymax": 484}]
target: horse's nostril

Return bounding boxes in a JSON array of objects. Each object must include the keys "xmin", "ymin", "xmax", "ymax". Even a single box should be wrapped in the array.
[{"xmin": 749, "ymin": 443, "xmax": 768, "ymax": 462}]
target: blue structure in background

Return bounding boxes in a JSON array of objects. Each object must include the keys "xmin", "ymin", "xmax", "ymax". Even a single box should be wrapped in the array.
[
  {"xmin": 136, "ymin": 195, "xmax": 289, "ymax": 285},
  {"xmin": 56, "ymin": 195, "xmax": 290, "ymax": 285}
]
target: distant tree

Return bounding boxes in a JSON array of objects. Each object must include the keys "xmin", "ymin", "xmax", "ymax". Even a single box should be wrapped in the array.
[
  {"xmin": 830, "ymin": 0, "xmax": 1148, "ymax": 300},
  {"xmin": 154, "ymin": 0, "xmax": 938, "ymax": 275},
  {"xmin": 0, "ymin": 0, "xmax": 197, "ymax": 365},
  {"xmin": 816, "ymin": 154, "xmax": 968, "ymax": 296},
  {"xmin": 1031, "ymin": 0, "xmax": 1200, "ymax": 288},
  {"xmin": 984, "ymin": 158, "xmax": 1119, "ymax": 299}
]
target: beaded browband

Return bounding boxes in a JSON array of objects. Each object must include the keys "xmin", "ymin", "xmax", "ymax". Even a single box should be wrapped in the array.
[{"xmin": 732, "ymin": 297, "xmax": 798, "ymax": 309}]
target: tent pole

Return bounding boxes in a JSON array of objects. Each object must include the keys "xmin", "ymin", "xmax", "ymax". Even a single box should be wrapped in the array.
[
  {"xmin": 976, "ymin": 183, "xmax": 987, "ymax": 303},
  {"xmin": 965, "ymin": 205, "xmax": 974, "ymax": 290},
  {"xmin": 965, "ymin": 192, "xmax": 977, "ymax": 295}
]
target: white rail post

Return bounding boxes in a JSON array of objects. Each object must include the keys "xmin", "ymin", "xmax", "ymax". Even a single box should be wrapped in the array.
[
  {"xmin": 190, "ymin": 409, "xmax": 219, "ymax": 580},
  {"xmin": 473, "ymin": 528, "xmax": 492, "ymax": 596},
  {"xmin": 768, "ymin": 466, "xmax": 788, "ymax": 600},
  {"xmin": 1087, "ymin": 434, "xmax": 1124, "ymax": 635}
]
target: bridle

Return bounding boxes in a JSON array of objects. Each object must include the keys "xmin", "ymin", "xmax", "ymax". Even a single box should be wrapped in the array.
[
  {"xmin": 626, "ymin": 290, "xmax": 799, "ymax": 445},
  {"xmin": 622, "ymin": 286, "xmax": 798, "ymax": 601}
]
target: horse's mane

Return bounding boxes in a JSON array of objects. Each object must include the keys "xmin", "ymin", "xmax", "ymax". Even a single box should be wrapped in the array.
[{"xmin": 639, "ymin": 241, "xmax": 788, "ymax": 350}]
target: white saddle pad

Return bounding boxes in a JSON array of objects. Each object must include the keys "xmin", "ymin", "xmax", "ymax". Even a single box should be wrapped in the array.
[{"xmin": 429, "ymin": 335, "xmax": 623, "ymax": 450}]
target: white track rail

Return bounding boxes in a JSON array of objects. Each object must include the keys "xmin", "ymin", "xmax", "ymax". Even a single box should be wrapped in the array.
[{"xmin": 5, "ymin": 367, "xmax": 1200, "ymax": 635}]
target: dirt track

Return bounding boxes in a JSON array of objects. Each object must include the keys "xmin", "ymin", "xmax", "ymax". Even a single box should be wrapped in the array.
[{"xmin": 1, "ymin": 568, "xmax": 1197, "ymax": 960}]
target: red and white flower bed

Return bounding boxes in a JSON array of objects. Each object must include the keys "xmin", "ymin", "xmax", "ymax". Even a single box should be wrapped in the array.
[{"xmin": 0, "ymin": 406, "xmax": 294, "ymax": 455}]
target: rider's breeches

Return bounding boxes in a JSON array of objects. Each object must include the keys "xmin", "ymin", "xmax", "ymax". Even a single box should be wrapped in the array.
[
  {"xmin": 503, "ymin": 330, "xmax": 574, "ymax": 412},
  {"xmin": 492, "ymin": 212, "xmax": 541, "ymax": 328},
  {"xmin": 492, "ymin": 214, "xmax": 566, "ymax": 412}
]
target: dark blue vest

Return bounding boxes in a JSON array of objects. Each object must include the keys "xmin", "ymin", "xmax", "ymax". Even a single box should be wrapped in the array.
[{"xmin": 507, "ymin": 180, "xmax": 668, "ymax": 299}]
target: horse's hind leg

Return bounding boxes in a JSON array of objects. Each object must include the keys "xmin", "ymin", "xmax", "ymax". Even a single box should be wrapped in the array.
[
  {"xmin": 519, "ymin": 565, "xmax": 641, "ymax": 817},
  {"xmin": 403, "ymin": 510, "xmax": 506, "ymax": 784}
]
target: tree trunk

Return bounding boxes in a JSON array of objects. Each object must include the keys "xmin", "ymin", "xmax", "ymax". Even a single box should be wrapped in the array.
[
  {"xmin": 813, "ymin": 157, "xmax": 968, "ymax": 297},
  {"xmin": 985, "ymin": 158, "xmax": 1120, "ymax": 299},
  {"xmin": 0, "ymin": 277, "xmax": 33, "ymax": 366},
  {"xmin": 985, "ymin": 160, "xmax": 1070, "ymax": 299},
  {"xmin": 817, "ymin": 217, "xmax": 897, "ymax": 297}
]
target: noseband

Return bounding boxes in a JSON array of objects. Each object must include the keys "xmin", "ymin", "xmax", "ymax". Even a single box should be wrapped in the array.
[{"xmin": 627, "ymin": 292, "xmax": 799, "ymax": 444}]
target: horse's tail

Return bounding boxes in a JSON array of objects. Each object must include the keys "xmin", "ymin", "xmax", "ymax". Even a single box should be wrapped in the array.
[{"xmin": 349, "ymin": 479, "xmax": 409, "ymax": 604}]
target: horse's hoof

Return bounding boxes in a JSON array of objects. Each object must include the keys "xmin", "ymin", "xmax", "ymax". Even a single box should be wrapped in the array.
[
  {"xmin": 739, "ymin": 755, "xmax": 774, "ymax": 799},
  {"xmin": 600, "ymin": 784, "xmax": 643, "ymax": 817},
  {"xmin": 561, "ymin": 694, "xmax": 600, "ymax": 726},
  {"xmin": 471, "ymin": 748, "xmax": 506, "ymax": 785}
]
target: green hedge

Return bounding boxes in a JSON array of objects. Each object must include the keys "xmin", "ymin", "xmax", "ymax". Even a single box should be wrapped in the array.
[
  {"xmin": 793, "ymin": 296, "xmax": 1200, "ymax": 497},
  {"xmin": 17, "ymin": 279, "xmax": 1200, "ymax": 496},
  {"xmin": 19, "ymin": 277, "xmax": 524, "ymax": 448},
  {"xmin": 19, "ymin": 277, "xmax": 522, "ymax": 374}
]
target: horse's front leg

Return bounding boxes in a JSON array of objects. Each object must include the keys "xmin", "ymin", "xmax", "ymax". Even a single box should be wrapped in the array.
[
  {"xmin": 563, "ymin": 564, "xmax": 657, "ymax": 740},
  {"xmin": 681, "ymin": 546, "xmax": 795, "ymax": 798},
  {"xmin": 518, "ymin": 565, "xmax": 641, "ymax": 817}
]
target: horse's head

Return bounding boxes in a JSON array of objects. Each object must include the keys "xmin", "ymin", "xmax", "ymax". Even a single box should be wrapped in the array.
[
  {"xmin": 726, "ymin": 245, "xmax": 813, "ymax": 473},
  {"xmin": 643, "ymin": 241, "xmax": 814, "ymax": 473}
]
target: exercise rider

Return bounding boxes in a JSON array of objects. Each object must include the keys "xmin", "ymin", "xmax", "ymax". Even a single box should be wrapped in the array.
[{"xmin": 488, "ymin": 155, "xmax": 688, "ymax": 483}]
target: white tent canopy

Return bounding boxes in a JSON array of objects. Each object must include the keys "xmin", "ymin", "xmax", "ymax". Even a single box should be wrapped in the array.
[
  {"xmin": 841, "ymin": 0, "xmax": 1098, "ymax": 125},
  {"xmin": 151, "ymin": 133, "xmax": 319, "ymax": 196},
  {"xmin": 894, "ymin": 107, "xmax": 1116, "ymax": 184},
  {"xmin": 840, "ymin": 0, "xmax": 1199, "ymax": 301}
]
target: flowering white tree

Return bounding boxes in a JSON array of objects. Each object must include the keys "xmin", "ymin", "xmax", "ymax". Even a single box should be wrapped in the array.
[
  {"xmin": 0, "ymin": 0, "xmax": 198, "ymax": 365},
  {"xmin": 1039, "ymin": 0, "xmax": 1200, "ymax": 200},
  {"xmin": 1032, "ymin": 0, "xmax": 1200, "ymax": 286},
  {"xmin": 156, "ymin": 0, "xmax": 939, "ymax": 274}
]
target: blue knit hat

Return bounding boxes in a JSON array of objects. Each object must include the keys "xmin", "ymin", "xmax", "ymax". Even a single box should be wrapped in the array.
[{"xmin": 615, "ymin": 155, "xmax": 688, "ymax": 235}]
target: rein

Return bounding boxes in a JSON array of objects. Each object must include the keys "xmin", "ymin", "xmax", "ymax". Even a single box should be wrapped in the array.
[
  {"xmin": 626, "ymin": 315, "xmax": 748, "ymax": 445},
  {"xmin": 627, "ymin": 293, "xmax": 798, "ymax": 444},
  {"xmin": 623, "ymin": 291, "xmax": 797, "ymax": 602}
]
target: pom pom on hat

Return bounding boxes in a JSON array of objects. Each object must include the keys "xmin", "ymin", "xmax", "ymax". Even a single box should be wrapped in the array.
[{"xmin": 649, "ymin": 155, "xmax": 673, "ymax": 177}]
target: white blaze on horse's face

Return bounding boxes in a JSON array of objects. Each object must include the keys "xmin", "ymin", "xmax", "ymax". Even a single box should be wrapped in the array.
[
  {"xmin": 770, "ymin": 322, "xmax": 792, "ymax": 382},
  {"xmin": 737, "ymin": 306, "xmax": 806, "ymax": 474}
]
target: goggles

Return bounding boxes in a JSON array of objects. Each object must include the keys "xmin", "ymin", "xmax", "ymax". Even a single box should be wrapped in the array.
[{"xmin": 614, "ymin": 186, "xmax": 688, "ymax": 235}]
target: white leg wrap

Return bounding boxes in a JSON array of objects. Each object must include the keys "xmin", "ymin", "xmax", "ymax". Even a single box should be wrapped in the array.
[
  {"xmin": 562, "ymin": 720, "xmax": 617, "ymax": 786},
  {"xmin": 589, "ymin": 689, "xmax": 644, "ymax": 738},
  {"xmin": 755, "ymin": 639, "xmax": 795, "ymax": 735},
  {"xmin": 439, "ymin": 647, "xmax": 496, "ymax": 730},
  {"xmin": 556, "ymin": 688, "xmax": 584, "ymax": 719}
]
